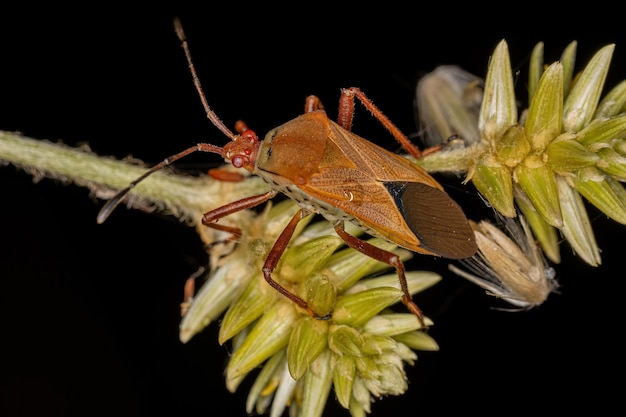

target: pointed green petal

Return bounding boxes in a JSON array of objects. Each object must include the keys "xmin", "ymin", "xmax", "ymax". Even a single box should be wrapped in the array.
[
  {"xmin": 349, "ymin": 400, "xmax": 368, "ymax": 417},
  {"xmin": 515, "ymin": 159, "xmax": 563, "ymax": 227},
  {"xmin": 179, "ymin": 261, "xmax": 250, "ymax": 343},
  {"xmin": 514, "ymin": 185, "xmax": 561, "ymax": 263},
  {"xmin": 361, "ymin": 313, "xmax": 424, "ymax": 337},
  {"xmin": 299, "ymin": 350, "xmax": 333, "ymax": 417},
  {"xmin": 479, "ymin": 40, "xmax": 518, "ymax": 143},
  {"xmin": 528, "ymin": 42, "xmax": 544, "ymax": 103},
  {"xmin": 547, "ymin": 136, "xmax": 599, "ymax": 172},
  {"xmin": 361, "ymin": 334, "xmax": 398, "ymax": 355},
  {"xmin": 327, "ymin": 238, "xmax": 412, "ymax": 292},
  {"xmin": 277, "ymin": 235, "xmax": 344, "ymax": 283},
  {"xmin": 354, "ymin": 356, "xmax": 379, "ymax": 381},
  {"xmin": 333, "ymin": 355, "xmax": 357, "ymax": 409},
  {"xmin": 615, "ymin": 139, "xmax": 626, "ymax": 156},
  {"xmin": 226, "ymin": 302, "xmax": 298, "ymax": 386},
  {"xmin": 597, "ymin": 147, "xmax": 626, "ymax": 180},
  {"xmin": 561, "ymin": 41, "xmax": 578, "ymax": 98},
  {"xmin": 472, "ymin": 161, "xmax": 515, "ymax": 217},
  {"xmin": 219, "ymin": 273, "xmax": 275, "ymax": 344},
  {"xmin": 525, "ymin": 62, "xmax": 563, "ymax": 150},
  {"xmin": 246, "ymin": 349, "xmax": 287, "ymax": 415},
  {"xmin": 393, "ymin": 330, "xmax": 440, "ymax": 351},
  {"xmin": 270, "ymin": 365, "xmax": 297, "ymax": 417},
  {"xmin": 572, "ymin": 168, "xmax": 626, "ymax": 225},
  {"xmin": 578, "ymin": 113, "xmax": 626, "ymax": 148},
  {"xmin": 344, "ymin": 271, "xmax": 441, "ymax": 297},
  {"xmin": 563, "ymin": 44, "xmax": 615, "ymax": 132},
  {"xmin": 328, "ymin": 325, "xmax": 364, "ymax": 357},
  {"xmin": 556, "ymin": 176, "xmax": 602, "ymax": 266},
  {"xmin": 332, "ymin": 287, "xmax": 404, "ymax": 327},
  {"xmin": 351, "ymin": 377, "xmax": 372, "ymax": 415},
  {"xmin": 595, "ymin": 79, "xmax": 626, "ymax": 118},
  {"xmin": 287, "ymin": 316, "xmax": 329, "ymax": 380}
]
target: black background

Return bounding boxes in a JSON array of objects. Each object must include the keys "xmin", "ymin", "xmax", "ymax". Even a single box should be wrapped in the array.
[{"xmin": 0, "ymin": 7, "xmax": 623, "ymax": 417}]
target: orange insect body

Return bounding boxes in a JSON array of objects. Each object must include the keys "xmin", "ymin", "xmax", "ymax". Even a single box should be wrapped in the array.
[
  {"xmin": 253, "ymin": 110, "xmax": 476, "ymax": 260},
  {"xmin": 98, "ymin": 19, "xmax": 477, "ymax": 327}
]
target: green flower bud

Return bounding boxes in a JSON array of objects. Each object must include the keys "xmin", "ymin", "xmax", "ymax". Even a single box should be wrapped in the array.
[
  {"xmin": 547, "ymin": 137, "xmax": 599, "ymax": 172},
  {"xmin": 514, "ymin": 185, "xmax": 561, "ymax": 264},
  {"xmin": 333, "ymin": 355, "xmax": 357, "ymax": 409},
  {"xmin": 304, "ymin": 273, "xmax": 336, "ymax": 319},
  {"xmin": 572, "ymin": 168, "xmax": 626, "ymax": 225},
  {"xmin": 246, "ymin": 349, "xmax": 286, "ymax": 415},
  {"xmin": 328, "ymin": 325, "xmax": 364, "ymax": 357},
  {"xmin": 524, "ymin": 62, "xmax": 563, "ymax": 150},
  {"xmin": 288, "ymin": 316, "xmax": 329, "ymax": 380},
  {"xmin": 556, "ymin": 176, "xmax": 602, "ymax": 266},
  {"xmin": 597, "ymin": 147, "xmax": 626, "ymax": 180},
  {"xmin": 362, "ymin": 314, "xmax": 424, "ymax": 337},
  {"xmin": 578, "ymin": 113, "xmax": 626, "ymax": 149},
  {"xmin": 299, "ymin": 350, "xmax": 333, "ymax": 417},
  {"xmin": 278, "ymin": 235, "xmax": 343, "ymax": 284},
  {"xmin": 479, "ymin": 40, "xmax": 518, "ymax": 143},
  {"xmin": 393, "ymin": 331, "xmax": 440, "ymax": 351},
  {"xmin": 226, "ymin": 302, "xmax": 298, "ymax": 388},
  {"xmin": 563, "ymin": 44, "xmax": 614, "ymax": 132},
  {"xmin": 560, "ymin": 41, "xmax": 578, "ymax": 98},
  {"xmin": 515, "ymin": 158, "xmax": 563, "ymax": 227},
  {"xmin": 595, "ymin": 79, "xmax": 626, "ymax": 118},
  {"xmin": 471, "ymin": 158, "xmax": 515, "ymax": 217},
  {"xmin": 332, "ymin": 287, "xmax": 404, "ymax": 327},
  {"xmin": 219, "ymin": 272, "xmax": 275, "ymax": 344}
]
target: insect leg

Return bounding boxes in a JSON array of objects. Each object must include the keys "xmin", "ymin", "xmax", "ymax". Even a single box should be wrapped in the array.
[
  {"xmin": 304, "ymin": 95, "xmax": 324, "ymax": 113},
  {"xmin": 338, "ymin": 87, "xmax": 442, "ymax": 159},
  {"xmin": 180, "ymin": 266, "xmax": 206, "ymax": 317},
  {"xmin": 97, "ymin": 143, "xmax": 226, "ymax": 224},
  {"xmin": 333, "ymin": 221, "xmax": 428, "ymax": 328},
  {"xmin": 207, "ymin": 168, "xmax": 246, "ymax": 182},
  {"xmin": 201, "ymin": 190, "xmax": 276, "ymax": 239},
  {"xmin": 262, "ymin": 209, "xmax": 330, "ymax": 319}
]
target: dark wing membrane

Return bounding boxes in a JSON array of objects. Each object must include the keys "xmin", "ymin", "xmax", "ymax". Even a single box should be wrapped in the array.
[{"xmin": 386, "ymin": 181, "xmax": 477, "ymax": 259}]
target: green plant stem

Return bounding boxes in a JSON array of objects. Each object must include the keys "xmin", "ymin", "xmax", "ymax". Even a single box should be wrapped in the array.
[{"xmin": 0, "ymin": 130, "xmax": 269, "ymax": 228}]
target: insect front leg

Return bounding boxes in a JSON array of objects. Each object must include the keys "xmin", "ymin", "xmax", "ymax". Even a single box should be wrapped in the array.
[
  {"xmin": 201, "ymin": 190, "xmax": 276, "ymax": 240},
  {"xmin": 333, "ymin": 221, "xmax": 428, "ymax": 329},
  {"xmin": 262, "ymin": 208, "xmax": 331, "ymax": 320}
]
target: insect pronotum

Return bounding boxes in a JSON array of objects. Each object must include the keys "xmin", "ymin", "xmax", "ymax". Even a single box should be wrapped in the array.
[{"xmin": 97, "ymin": 18, "xmax": 478, "ymax": 327}]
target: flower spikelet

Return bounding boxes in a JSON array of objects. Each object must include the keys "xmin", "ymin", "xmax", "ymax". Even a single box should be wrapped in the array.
[
  {"xmin": 181, "ymin": 198, "xmax": 441, "ymax": 417},
  {"xmin": 416, "ymin": 40, "xmax": 626, "ymax": 267}
]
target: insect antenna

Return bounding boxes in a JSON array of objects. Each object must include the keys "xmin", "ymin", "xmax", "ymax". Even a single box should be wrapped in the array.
[
  {"xmin": 173, "ymin": 17, "xmax": 237, "ymax": 141},
  {"xmin": 96, "ymin": 143, "xmax": 225, "ymax": 224},
  {"xmin": 97, "ymin": 18, "xmax": 244, "ymax": 224}
]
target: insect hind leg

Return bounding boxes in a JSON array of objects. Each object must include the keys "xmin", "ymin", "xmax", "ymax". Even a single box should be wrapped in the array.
[
  {"xmin": 338, "ymin": 87, "xmax": 427, "ymax": 159},
  {"xmin": 333, "ymin": 221, "xmax": 428, "ymax": 329}
]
